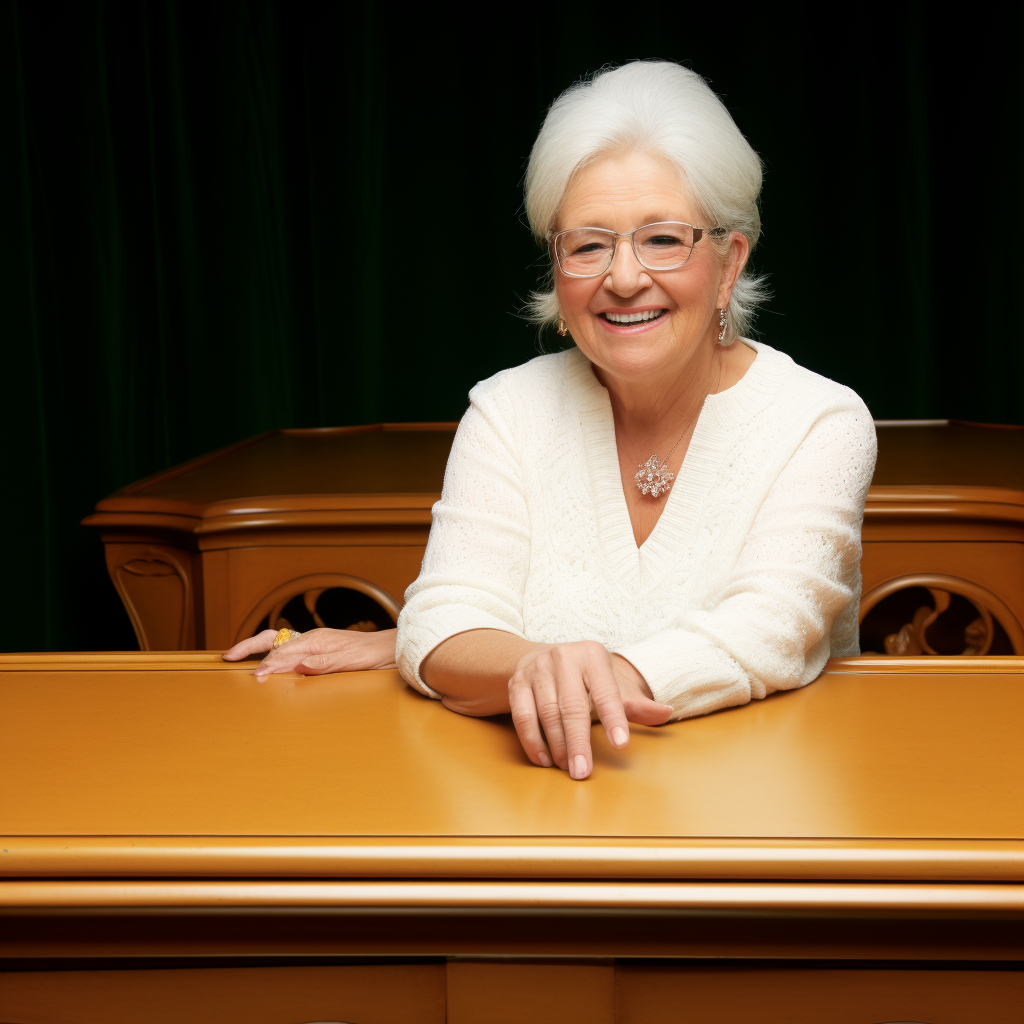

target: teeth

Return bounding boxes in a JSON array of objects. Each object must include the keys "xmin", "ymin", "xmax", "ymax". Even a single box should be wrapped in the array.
[{"xmin": 605, "ymin": 310, "xmax": 664, "ymax": 324}]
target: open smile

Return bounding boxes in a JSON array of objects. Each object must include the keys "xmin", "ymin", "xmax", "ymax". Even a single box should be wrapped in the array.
[{"xmin": 597, "ymin": 308, "xmax": 668, "ymax": 333}]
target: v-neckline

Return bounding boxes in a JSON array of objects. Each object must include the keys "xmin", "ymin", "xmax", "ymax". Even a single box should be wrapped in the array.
[{"xmin": 565, "ymin": 344, "xmax": 767, "ymax": 597}]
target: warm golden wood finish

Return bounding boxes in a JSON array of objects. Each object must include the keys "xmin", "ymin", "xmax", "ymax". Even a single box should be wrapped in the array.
[
  {"xmin": 1, "ymin": 655, "xmax": 1021, "ymax": 913},
  {"xmin": 82, "ymin": 423, "xmax": 458, "ymax": 650},
  {"xmin": 4, "ymin": 658, "xmax": 1020, "ymax": 1020},
  {"xmin": 2, "ymin": 657, "xmax": 1022, "ymax": 843},
  {"xmin": 4, "ymin": 880, "xmax": 1021, "ymax": 915},
  {"xmin": 4, "ymin": 835, "xmax": 1020, "ymax": 881},
  {"xmin": 83, "ymin": 420, "xmax": 1024, "ymax": 651}
]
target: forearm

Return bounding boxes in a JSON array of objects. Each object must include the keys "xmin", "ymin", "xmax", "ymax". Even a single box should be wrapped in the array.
[
  {"xmin": 420, "ymin": 631, "xmax": 654, "ymax": 718},
  {"xmin": 420, "ymin": 629, "xmax": 550, "ymax": 715}
]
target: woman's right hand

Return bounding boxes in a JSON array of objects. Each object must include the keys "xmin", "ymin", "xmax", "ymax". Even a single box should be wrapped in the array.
[
  {"xmin": 223, "ymin": 627, "xmax": 398, "ymax": 680},
  {"xmin": 506, "ymin": 640, "xmax": 673, "ymax": 780}
]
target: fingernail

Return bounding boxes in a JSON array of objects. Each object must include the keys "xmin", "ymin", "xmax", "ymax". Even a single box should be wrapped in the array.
[
  {"xmin": 254, "ymin": 672, "xmax": 267, "ymax": 683},
  {"xmin": 537, "ymin": 751, "xmax": 552, "ymax": 767},
  {"xmin": 611, "ymin": 727, "xmax": 628, "ymax": 748},
  {"xmin": 572, "ymin": 755, "xmax": 588, "ymax": 779}
]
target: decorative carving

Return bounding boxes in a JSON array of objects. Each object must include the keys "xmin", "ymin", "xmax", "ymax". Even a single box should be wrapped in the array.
[
  {"xmin": 119, "ymin": 560, "xmax": 178, "ymax": 578},
  {"xmin": 236, "ymin": 573, "xmax": 402, "ymax": 645},
  {"xmin": 267, "ymin": 590, "xmax": 379, "ymax": 634},
  {"xmin": 108, "ymin": 545, "xmax": 194, "ymax": 650},
  {"xmin": 860, "ymin": 573, "xmax": 1024, "ymax": 656},
  {"xmin": 881, "ymin": 586, "xmax": 994, "ymax": 655}
]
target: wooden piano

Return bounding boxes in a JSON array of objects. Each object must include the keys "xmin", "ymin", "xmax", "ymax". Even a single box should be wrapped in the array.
[
  {"xmin": 1, "ymin": 651, "xmax": 1021, "ymax": 1020},
  {"xmin": 82, "ymin": 420, "xmax": 1024, "ymax": 657}
]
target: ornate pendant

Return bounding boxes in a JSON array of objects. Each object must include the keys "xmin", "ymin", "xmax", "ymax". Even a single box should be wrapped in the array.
[{"xmin": 635, "ymin": 454, "xmax": 674, "ymax": 498}]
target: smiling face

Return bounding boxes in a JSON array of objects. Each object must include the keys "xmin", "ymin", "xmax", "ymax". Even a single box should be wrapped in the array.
[{"xmin": 554, "ymin": 150, "xmax": 747, "ymax": 387}]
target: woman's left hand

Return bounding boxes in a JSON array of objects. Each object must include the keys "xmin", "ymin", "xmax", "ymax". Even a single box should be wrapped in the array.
[{"xmin": 506, "ymin": 641, "xmax": 673, "ymax": 779}]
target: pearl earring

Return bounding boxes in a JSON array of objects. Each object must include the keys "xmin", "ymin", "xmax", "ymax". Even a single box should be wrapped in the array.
[{"xmin": 717, "ymin": 307, "xmax": 728, "ymax": 343}]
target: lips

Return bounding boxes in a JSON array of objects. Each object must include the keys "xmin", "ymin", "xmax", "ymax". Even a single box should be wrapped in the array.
[
  {"xmin": 600, "ymin": 309, "xmax": 667, "ymax": 324},
  {"xmin": 596, "ymin": 308, "xmax": 669, "ymax": 334}
]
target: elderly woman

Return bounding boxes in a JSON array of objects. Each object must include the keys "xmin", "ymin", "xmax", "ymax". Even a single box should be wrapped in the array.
[{"xmin": 226, "ymin": 61, "xmax": 877, "ymax": 780}]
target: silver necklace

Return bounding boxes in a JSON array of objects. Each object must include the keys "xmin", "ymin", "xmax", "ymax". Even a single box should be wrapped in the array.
[{"xmin": 634, "ymin": 366, "xmax": 721, "ymax": 499}]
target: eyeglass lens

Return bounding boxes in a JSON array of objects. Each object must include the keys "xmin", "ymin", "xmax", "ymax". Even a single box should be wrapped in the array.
[{"xmin": 555, "ymin": 223, "xmax": 696, "ymax": 276}]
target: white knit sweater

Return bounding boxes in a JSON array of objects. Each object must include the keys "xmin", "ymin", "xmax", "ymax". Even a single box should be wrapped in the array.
[{"xmin": 396, "ymin": 341, "xmax": 877, "ymax": 720}]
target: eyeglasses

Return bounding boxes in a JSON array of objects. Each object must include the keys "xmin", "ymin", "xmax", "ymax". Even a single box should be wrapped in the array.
[{"xmin": 549, "ymin": 221, "xmax": 724, "ymax": 278}]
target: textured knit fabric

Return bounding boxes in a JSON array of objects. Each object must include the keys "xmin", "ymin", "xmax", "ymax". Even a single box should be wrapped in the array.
[{"xmin": 395, "ymin": 341, "xmax": 877, "ymax": 720}]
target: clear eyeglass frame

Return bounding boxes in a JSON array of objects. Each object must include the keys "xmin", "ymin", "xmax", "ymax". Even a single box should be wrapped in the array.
[{"xmin": 548, "ymin": 221, "xmax": 725, "ymax": 278}]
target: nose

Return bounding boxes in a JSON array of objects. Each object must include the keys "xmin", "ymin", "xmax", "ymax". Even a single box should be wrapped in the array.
[{"xmin": 605, "ymin": 235, "xmax": 651, "ymax": 297}]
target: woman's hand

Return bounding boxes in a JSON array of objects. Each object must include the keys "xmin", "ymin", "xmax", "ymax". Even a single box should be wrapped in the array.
[
  {"xmin": 222, "ymin": 627, "xmax": 398, "ymax": 680},
  {"xmin": 506, "ymin": 641, "xmax": 673, "ymax": 780}
]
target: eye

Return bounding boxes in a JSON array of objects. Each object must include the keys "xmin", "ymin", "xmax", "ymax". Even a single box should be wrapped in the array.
[
  {"xmin": 573, "ymin": 241, "xmax": 609, "ymax": 256},
  {"xmin": 647, "ymin": 233, "xmax": 684, "ymax": 247}
]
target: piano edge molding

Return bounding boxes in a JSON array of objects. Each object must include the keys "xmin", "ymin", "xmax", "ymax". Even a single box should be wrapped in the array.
[
  {"xmin": 82, "ymin": 486, "xmax": 1024, "ymax": 537},
  {"xmin": 1, "ymin": 836, "xmax": 1022, "ymax": 882},
  {"xmin": 1, "ymin": 880, "xmax": 1022, "ymax": 914}
]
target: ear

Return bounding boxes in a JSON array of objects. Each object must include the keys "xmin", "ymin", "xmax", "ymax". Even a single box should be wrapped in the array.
[{"xmin": 716, "ymin": 232, "xmax": 750, "ymax": 309}]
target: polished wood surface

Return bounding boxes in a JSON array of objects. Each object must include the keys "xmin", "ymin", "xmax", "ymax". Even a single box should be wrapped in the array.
[
  {"xmin": 81, "ymin": 424, "xmax": 459, "ymax": 651},
  {"xmin": 870, "ymin": 421, "xmax": 1024, "ymax": 489},
  {"xmin": 1, "ymin": 654, "xmax": 1022, "ymax": 1021},
  {"xmin": 2, "ymin": 656, "xmax": 1022, "ymax": 846},
  {"xmin": 91, "ymin": 420, "xmax": 1024, "ymax": 512},
  {"xmin": 4, "ymin": 834, "xmax": 1020, "ymax": 882},
  {"xmin": 1, "ymin": 654, "xmax": 1021, "ymax": 920},
  {"xmin": 82, "ymin": 420, "xmax": 1024, "ymax": 653},
  {"xmin": 100, "ymin": 423, "xmax": 460, "ymax": 509}
]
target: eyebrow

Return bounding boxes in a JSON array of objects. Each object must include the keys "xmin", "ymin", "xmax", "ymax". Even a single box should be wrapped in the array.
[{"xmin": 563, "ymin": 215, "xmax": 691, "ymax": 231}]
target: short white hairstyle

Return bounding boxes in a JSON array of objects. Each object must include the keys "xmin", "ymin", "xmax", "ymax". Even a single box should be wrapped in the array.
[{"xmin": 525, "ymin": 61, "xmax": 767, "ymax": 342}]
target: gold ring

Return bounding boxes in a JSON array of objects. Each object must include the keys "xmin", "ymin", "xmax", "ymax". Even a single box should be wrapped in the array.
[{"xmin": 272, "ymin": 627, "xmax": 301, "ymax": 648}]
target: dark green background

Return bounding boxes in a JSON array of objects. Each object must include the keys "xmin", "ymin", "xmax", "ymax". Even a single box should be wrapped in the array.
[{"xmin": 5, "ymin": 2, "xmax": 1022, "ymax": 652}]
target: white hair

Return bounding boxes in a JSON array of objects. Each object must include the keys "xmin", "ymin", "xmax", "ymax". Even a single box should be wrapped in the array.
[{"xmin": 524, "ymin": 61, "xmax": 767, "ymax": 343}]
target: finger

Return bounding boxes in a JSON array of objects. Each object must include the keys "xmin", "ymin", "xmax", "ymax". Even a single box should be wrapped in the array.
[
  {"xmin": 508, "ymin": 679, "xmax": 553, "ymax": 767},
  {"xmin": 223, "ymin": 630, "xmax": 278, "ymax": 661},
  {"xmin": 551, "ymin": 648, "xmax": 595, "ymax": 780},
  {"xmin": 297, "ymin": 653, "xmax": 334, "ymax": 675},
  {"xmin": 531, "ymin": 661, "xmax": 569, "ymax": 771},
  {"xmin": 582, "ymin": 646, "xmax": 631, "ymax": 750},
  {"xmin": 253, "ymin": 639, "xmax": 315, "ymax": 678},
  {"xmin": 297, "ymin": 651, "xmax": 358, "ymax": 676},
  {"xmin": 622, "ymin": 695, "xmax": 674, "ymax": 726}
]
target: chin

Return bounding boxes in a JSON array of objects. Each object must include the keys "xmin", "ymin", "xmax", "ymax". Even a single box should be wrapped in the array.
[{"xmin": 584, "ymin": 332, "xmax": 679, "ymax": 381}]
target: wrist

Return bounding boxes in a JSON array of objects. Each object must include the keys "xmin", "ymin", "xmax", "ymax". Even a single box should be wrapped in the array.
[
  {"xmin": 611, "ymin": 652, "xmax": 654, "ymax": 700},
  {"xmin": 374, "ymin": 627, "xmax": 398, "ymax": 670},
  {"xmin": 513, "ymin": 641, "xmax": 554, "ymax": 674}
]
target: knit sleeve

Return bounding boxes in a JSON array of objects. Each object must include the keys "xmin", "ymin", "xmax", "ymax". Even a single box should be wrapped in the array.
[
  {"xmin": 613, "ymin": 404, "xmax": 877, "ymax": 720},
  {"xmin": 395, "ymin": 380, "xmax": 531, "ymax": 698}
]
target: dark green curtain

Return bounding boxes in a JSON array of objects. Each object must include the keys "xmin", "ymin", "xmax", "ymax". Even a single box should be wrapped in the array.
[{"xmin": 4, "ymin": 1, "xmax": 1023, "ymax": 652}]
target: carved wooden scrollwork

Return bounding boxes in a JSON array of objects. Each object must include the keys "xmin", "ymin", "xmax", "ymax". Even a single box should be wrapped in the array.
[
  {"xmin": 879, "ymin": 586, "xmax": 993, "ymax": 656},
  {"xmin": 860, "ymin": 573, "xmax": 1024, "ymax": 656},
  {"xmin": 235, "ymin": 573, "xmax": 402, "ymax": 645},
  {"xmin": 109, "ymin": 545, "xmax": 194, "ymax": 650}
]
